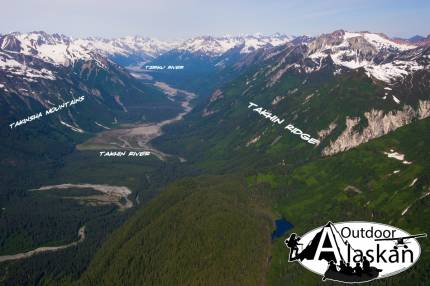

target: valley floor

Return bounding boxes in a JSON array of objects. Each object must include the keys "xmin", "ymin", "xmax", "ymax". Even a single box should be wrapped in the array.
[
  {"xmin": 78, "ymin": 81, "xmax": 196, "ymax": 161},
  {"xmin": 0, "ymin": 226, "xmax": 86, "ymax": 263}
]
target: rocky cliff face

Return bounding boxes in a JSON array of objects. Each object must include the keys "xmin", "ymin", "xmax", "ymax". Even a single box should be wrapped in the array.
[
  {"xmin": 318, "ymin": 122, "xmax": 337, "ymax": 140},
  {"xmin": 418, "ymin": 100, "xmax": 430, "ymax": 119},
  {"xmin": 322, "ymin": 100, "xmax": 430, "ymax": 155}
]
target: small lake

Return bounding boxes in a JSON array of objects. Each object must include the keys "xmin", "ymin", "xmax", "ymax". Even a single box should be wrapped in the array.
[{"xmin": 271, "ymin": 218, "xmax": 293, "ymax": 240}]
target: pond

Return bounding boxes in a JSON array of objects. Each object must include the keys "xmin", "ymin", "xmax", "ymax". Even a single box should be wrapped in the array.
[{"xmin": 271, "ymin": 218, "xmax": 293, "ymax": 240}]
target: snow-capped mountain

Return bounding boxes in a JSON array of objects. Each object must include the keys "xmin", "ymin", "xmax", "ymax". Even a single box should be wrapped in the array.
[
  {"xmin": 176, "ymin": 34, "xmax": 294, "ymax": 56},
  {"xmin": 408, "ymin": 35, "xmax": 430, "ymax": 46},
  {"xmin": 1, "ymin": 30, "xmax": 428, "ymax": 87},
  {"xmin": 0, "ymin": 31, "xmax": 295, "ymax": 71},
  {"xmin": 0, "ymin": 31, "xmax": 179, "ymax": 137},
  {"xmin": 0, "ymin": 50, "xmax": 57, "ymax": 83},
  {"xmin": 250, "ymin": 30, "xmax": 428, "ymax": 84},
  {"xmin": 305, "ymin": 30, "xmax": 425, "ymax": 83},
  {"xmin": 0, "ymin": 31, "xmax": 112, "ymax": 87},
  {"xmin": 198, "ymin": 29, "xmax": 430, "ymax": 160},
  {"xmin": 75, "ymin": 36, "xmax": 179, "ymax": 62},
  {"xmin": 130, "ymin": 33, "xmax": 295, "ymax": 94},
  {"xmin": 0, "ymin": 32, "xmax": 178, "ymax": 69},
  {"xmin": 1, "ymin": 29, "xmax": 429, "ymax": 160},
  {"xmin": 0, "ymin": 31, "xmax": 98, "ymax": 66}
]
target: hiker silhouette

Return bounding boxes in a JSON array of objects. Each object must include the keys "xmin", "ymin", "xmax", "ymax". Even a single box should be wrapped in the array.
[
  {"xmin": 284, "ymin": 233, "xmax": 302, "ymax": 261},
  {"xmin": 294, "ymin": 222, "xmax": 343, "ymax": 262},
  {"xmin": 288, "ymin": 222, "xmax": 383, "ymax": 283}
]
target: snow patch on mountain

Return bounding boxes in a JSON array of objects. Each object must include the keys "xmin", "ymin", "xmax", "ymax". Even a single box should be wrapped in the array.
[
  {"xmin": 307, "ymin": 30, "xmax": 422, "ymax": 83},
  {"xmin": 7, "ymin": 32, "xmax": 94, "ymax": 66},
  {"xmin": 364, "ymin": 60, "xmax": 424, "ymax": 82},
  {"xmin": 94, "ymin": 121, "xmax": 110, "ymax": 130},
  {"xmin": 0, "ymin": 32, "xmax": 177, "ymax": 68},
  {"xmin": 392, "ymin": 95, "xmax": 401, "ymax": 104},
  {"xmin": 384, "ymin": 150, "xmax": 405, "ymax": 161},
  {"xmin": 409, "ymin": 178, "xmax": 418, "ymax": 187},
  {"xmin": 177, "ymin": 34, "xmax": 293, "ymax": 56},
  {"xmin": 75, "ymin": 36, "xmax": 177, "ymax": 58},
  {"xmin": 178, "ymin": 36, "xmax": 239, "ymax": 55},
  {"xmin": 361, "ymin": 33, "xmax": 414, "ymax": 51},
  {"xmin": 241, "ymin": 35, "xmax": 293, "ymax": 53},
  {"xmin": 60, "ymin": 120, "xmax": 84, "ymax": 133},
  {"xmin": 0, "ymin": 52, "xmax": 56, "ymax": 81}
]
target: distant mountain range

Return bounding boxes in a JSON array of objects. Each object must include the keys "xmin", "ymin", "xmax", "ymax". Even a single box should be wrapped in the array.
[
  {"xmin": 398, "ymin": 34, "xmax": 430, "ymax": 46},
  {"xmin": 1, "ymin": 28, "xmax": 430, "ymax": 286},
  {"xmin": 0, "ymin": 31, "xmax": 294, "ymax": 66},
  {"xmin": 1, "ymin": 30, "xmax": 428, "ymax": 65},
  {"xmin": 0, "ymin": 31, "xmax": 182, "ymax": 177},
  {"xmin": 153, "ymin": 29, "xmax": 429, "ymax": 166},
  {"xmin": 1, "ymin": 29, "xmax": 429, "ymax": 160},
  {"xmin": 1, "ymin": 30, "xmax": 428, "ymax": 82}
]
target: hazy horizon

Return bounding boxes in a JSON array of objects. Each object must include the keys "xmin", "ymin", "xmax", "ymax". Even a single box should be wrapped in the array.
[
  {"xmin": 1, "ymin": 29, "xmax": 429, "ymax": 42},
  {"xmin": 1, "ymin": 0, "xmax": 429, "ymax": 40}
]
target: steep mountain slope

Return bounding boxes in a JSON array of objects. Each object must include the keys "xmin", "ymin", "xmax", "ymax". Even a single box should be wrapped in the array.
[
  {"xmin": 265, "ymin": 116, "xmax": 430, "ymax": 286},
  {"xmin": 1, "ymin": 29, "xmax": 429, "ymax": 286},
  {"xmin": 175, "ymin": 34, "xmax": 294, "ymax": 56},
  {"xmin": 306, "ymin": 30, "xmax": 421, "ymax": 82},
  {"xmin": 0, "ymin": 32, "xmax": 189, "ymax": 286},
  {"xmin": 0, "ymin": 31, "xmax": 178, "ymax": 66},
  {"xmin": 0, "ymin": 32, "xmax": 95, "ymax": 65},
  {"xmin": 75, "ymin": 36, "xmax": 178, "ymax": 67},
  {"xmin": 154, "ymin": 30, "xmax": 430, "ymax": 168},
  {"xmin": 403, "ymin": 35, "xmax": 430, "ymax": 46},
  {"xmin": 75, "ymin": 116, "xmax": 430, "ymax": 286},
  {"xmin": 0, "ymin": 32, "xmax": 181, "ymax": 192},
  {"xmin": 0, "ymin": 32, "xmax": 179, "ymax": 124},
  {"xmin": 142, "ymin": 34, "xmax": 294, "ymax": 96},
  {"xmin": 77, "ymin": 176, "xmax": 273, "ymax": 286}
]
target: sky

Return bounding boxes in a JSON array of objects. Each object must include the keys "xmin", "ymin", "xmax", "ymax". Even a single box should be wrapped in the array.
[{"xmin": 1, "ymin": 0, "xmax": 429, "ymax": 40}]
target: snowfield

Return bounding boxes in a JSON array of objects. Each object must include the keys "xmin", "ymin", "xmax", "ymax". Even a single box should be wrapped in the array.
[
  {"xmin": 307, "ymin": 31, "xmax": 425, "ymax": 83},
  {"xmin": 0, "ymin": 52, "xmax": 56, "ymax": 80}
]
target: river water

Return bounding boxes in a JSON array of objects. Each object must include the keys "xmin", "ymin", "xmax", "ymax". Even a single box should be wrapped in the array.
[{"xmin": 80, "ymin": 81, "xmax": 196, "ymax": 161}]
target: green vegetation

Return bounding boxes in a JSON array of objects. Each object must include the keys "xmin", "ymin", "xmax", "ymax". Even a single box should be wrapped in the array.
[
  {"xmin": 261, "ymin": 117, "xmax": 430, "ymax": 285},
  {"xmin": 77, "ymin": 176, "xmax": 273, "ymax": 286},
  {"xmin": 1, "ymin": 46, "xmax": 430, "ymax": 286},
  {"xmin": 74, "ymin": 118, "xmax": 430, "ymax": 286},
  {"xmin": 0, "ymin": 148, "xmax": 195, "ymax": 284},
  {"xmin": 154, "ymin": 64, "xmax": 399, "ymax": 173}
]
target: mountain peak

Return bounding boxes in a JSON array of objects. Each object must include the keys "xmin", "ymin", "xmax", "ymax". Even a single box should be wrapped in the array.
[{"xmin": 176, "ymin": 34, "xmax": 294, "ymax": 56}]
